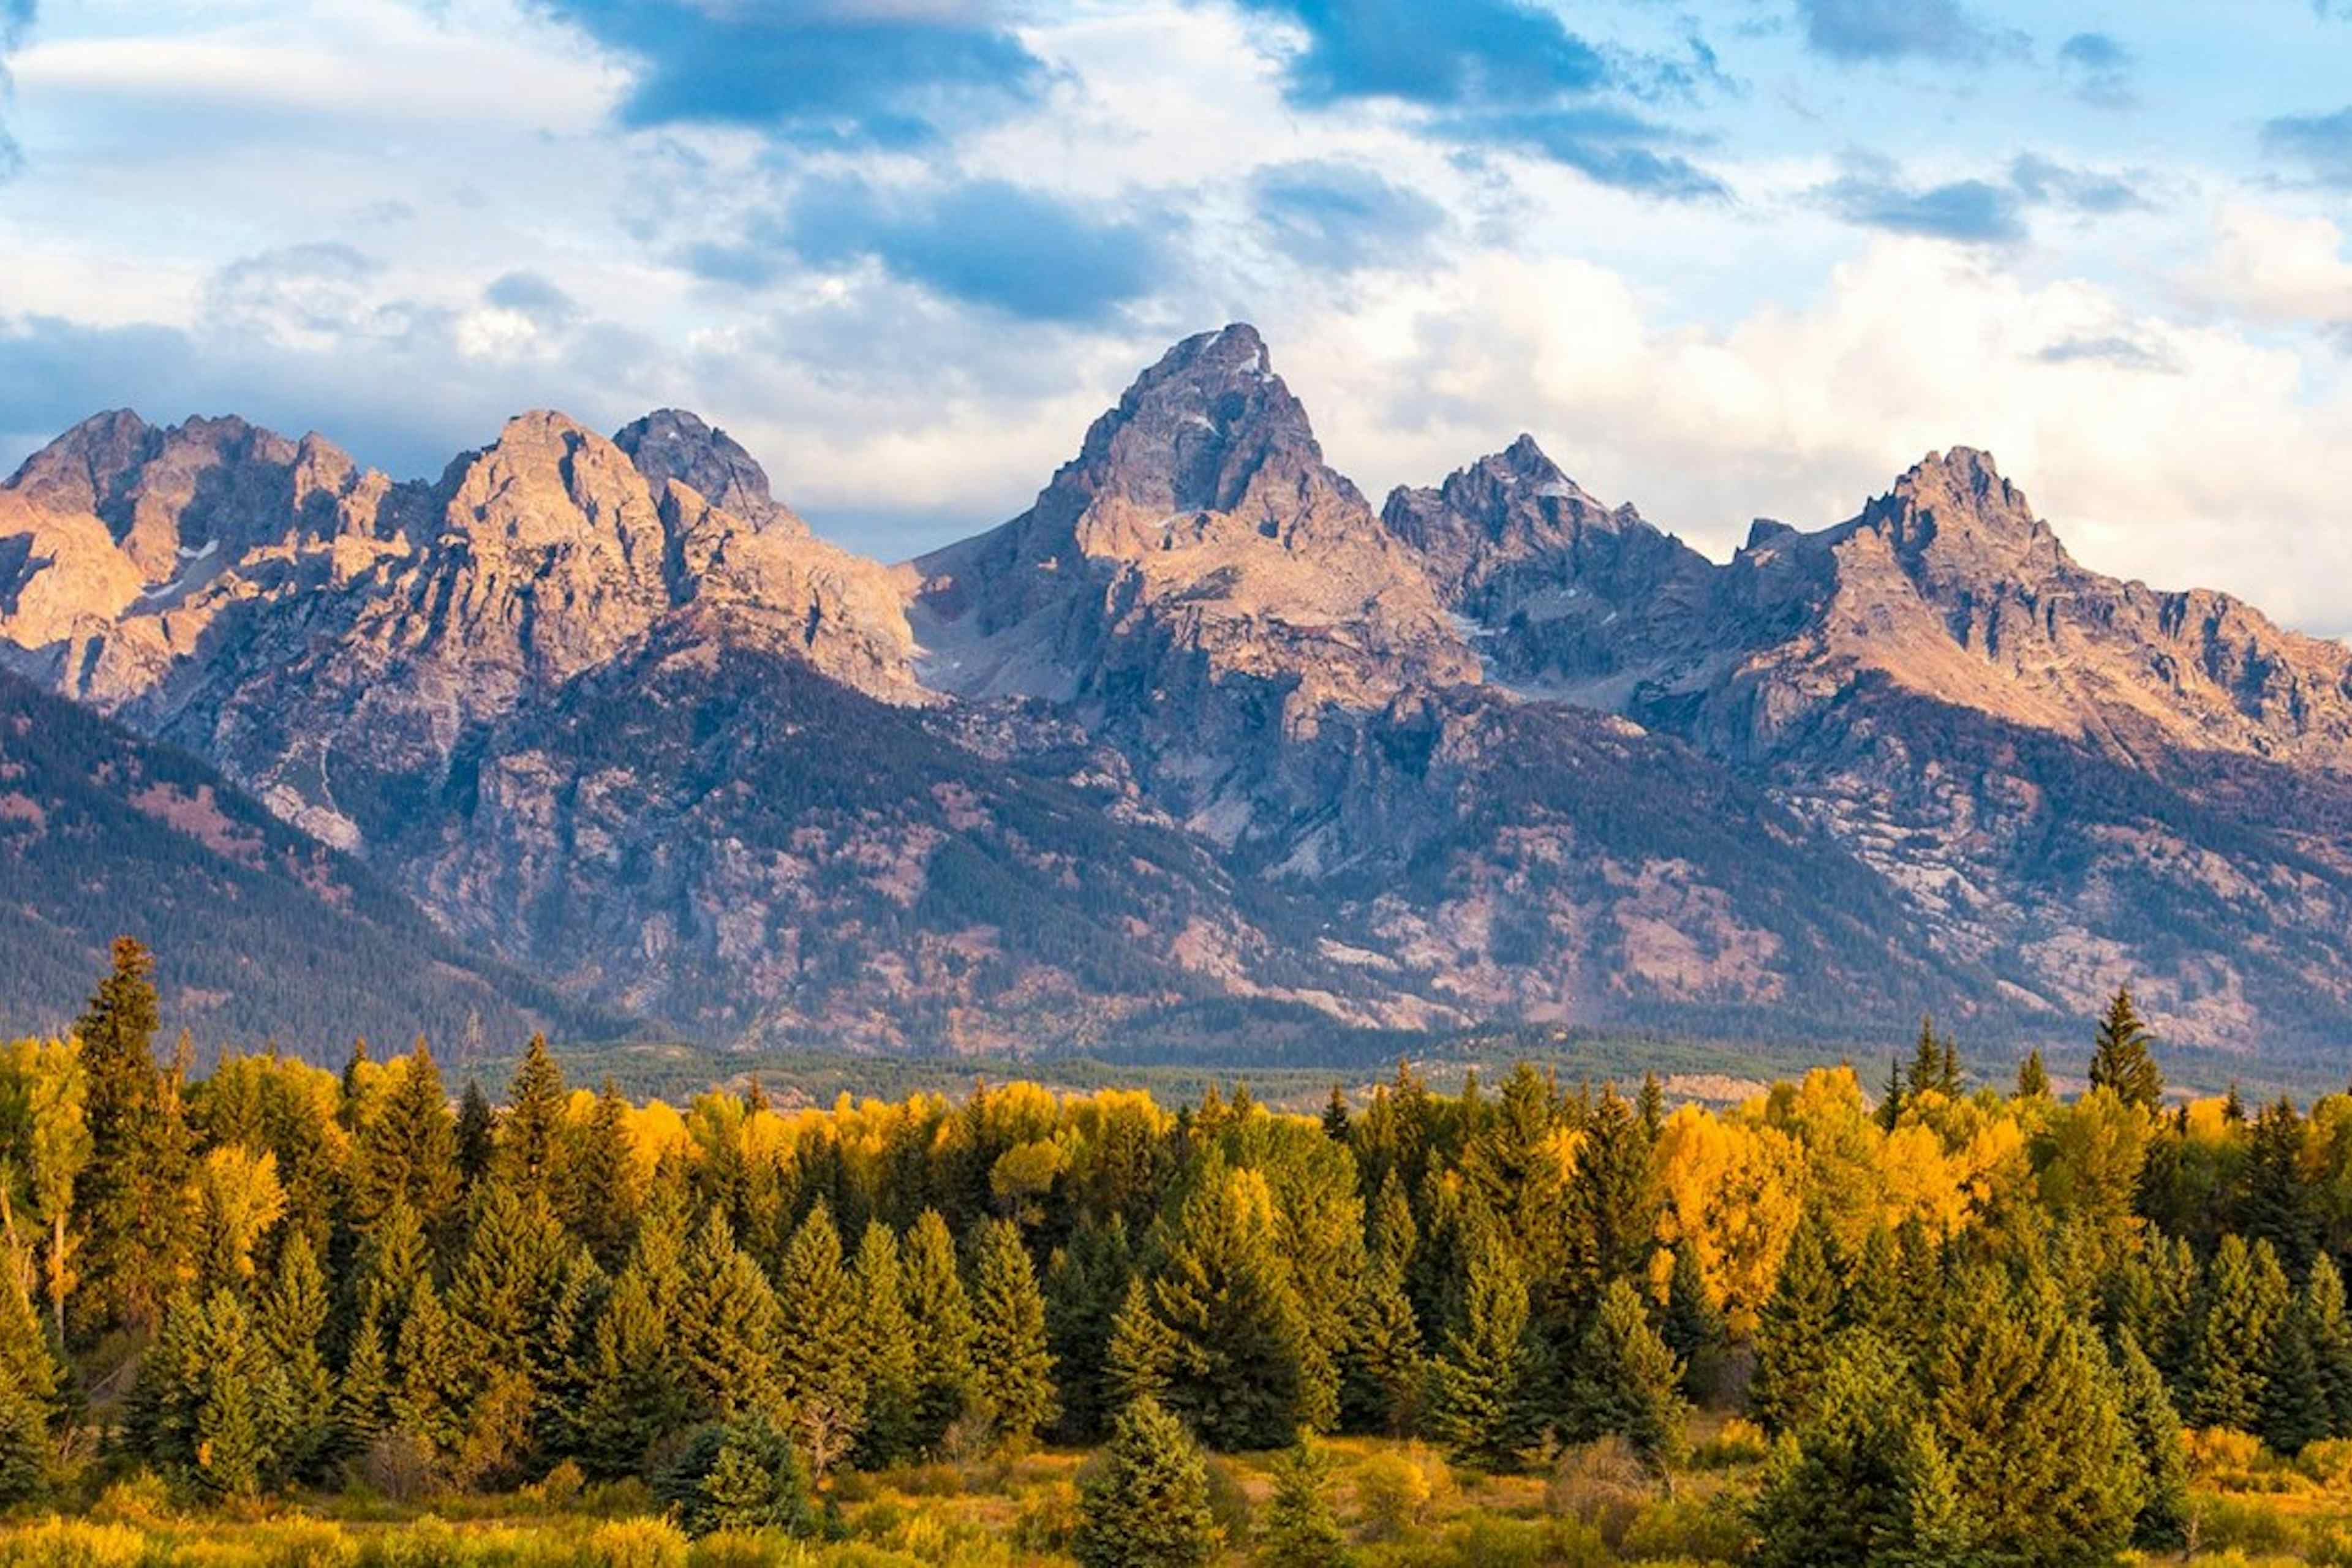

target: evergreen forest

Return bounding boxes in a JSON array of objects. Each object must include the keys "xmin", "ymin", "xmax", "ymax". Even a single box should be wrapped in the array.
[{"xmin": 8, "ymin": 940, "xmax": 2352, "ymax": 1565}]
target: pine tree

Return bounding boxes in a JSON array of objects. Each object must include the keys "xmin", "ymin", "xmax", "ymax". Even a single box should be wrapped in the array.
[
  {"xmin": 1368, "ymin": 1169, "xmax": 1417, "ymax": 1277},
  {"xmin": 902, "ymin": 1208, "xmax": 976, "ymax": 1451},
  {"xmin": 774, "ymin": 1201, "xmax": 867, "ymax": 1476},
  {"xmin": 257, "ymin": 1232, "xmax": 334, "ymax": 1484},
  {"xmin": 1927, "ymin": 1269, "xmax": 2143, "ymax": 1565},
  {"xmin": 851, "ymin": 1221, "xmax": 921, "ymax": 1465},
  {"xmin": 2015, "ymin": 1049, "xmax": 2051, "ymax": 1100},
  {"xmin": 1637, "ymin": 1072, "xmax": 1665, "ymax": 1140},
  {"xmin": 349, "ymin": 1042, "xmax": 459, "ymax": 1236},
  {"xmin": 187, "ymin": 1289, "xmax": 271, "ymax": 1500},
  {"xmin": 1877, "ymin": 1055, "xmax": 1905, "ymax": 1132},
  {"xmin": 69, "ymin": 937, "xmax": 193, "ymax": 1339},
  {"xmin": 680, "ymin": 1208, "xmax": 786, "ymax": 1420},
  {"xmin": 1427, "ymin": 1230, "xmax": 1539, "ymax": 1471},
  {"xmin": 2305, "ymin": 1251, "xmax": 2352, "ymax": 1437},
  {"xmin": 493, "ymin": 1035, "xmax": 567, "ymax": 1199},
  {"xmin": 2087, "ymin": 989, "xmax": 2163, "ymax": 1110},
  {"xmin": 1340, "ymin": 1256, "xmax": 1424, "ymax": 1436},
  {"xmin": 1564, "ymin": 1085, "xmax": 1653, "ymax": 1302},
  {"xmin": 2263, "ymin": 1302, "xmax": 2332, "ymax": 1455},
  {"xmin": 970, "ymin": 1216, "xmax": 1057, "ymax": 1446},
  {"xmin": 659, "ymin": 1414, "xmax": 813, "ymax": 1538},
  {"xmin": 454, "ymin": 1080, "xmax": 496, "ymax": 1191},
  {"xmin": 1106, "ymin": 1274, "xmax": 1178, "ymax": 1411},
  {"xmin": 1043, "ymin": 1216, "xmax": 1131, "ymax": 1443},
  {"xmin": 2111, "ymin": 1329, "xmax": 2190, "ymax": 1551},
  {"xmin": 1073, "ymin": 1395, "xmax": 1218, "ymax": 1568},
  {"xmin": 562, "ymin": 1079, "xmax": 637, "ymax": 1269},
  {"xmin": 1751, "ymin": 1210, "xmax": 1840, "ymax": 1434},
  {"xmin": 1259, "ymin": 1435, "xmax": 1349, "ymax": 1568},
  {"xmin": 2241, "ymin": 1097, "xmax": 2319, "ymax": 1278},
  {"xmin": 1148, "ymin": 1164, "xmax": 1309, "ymax": 1450},
  {"xmin": 1321, "ymin": 1087, "xmax": 1351, "ymax": 1144},
  {"xmin": 445, "ymin": 1184, "xmax": 570, "ymax": 1428},
  {"xmin": 1660, "ymin": 1238, "xmax": 1726, "ymax": 1402},
  {"xmin": 1569, "ymin": 1278, "xmax": 1689, "ymax": 1469},
  {"xmin": 2185, "ymin": 1234, "xmax": 2291, "ymax": 1430},
  {"xmin": 1907, "ymin": 1017, "xmax": 1944, "ymax": 1100}
]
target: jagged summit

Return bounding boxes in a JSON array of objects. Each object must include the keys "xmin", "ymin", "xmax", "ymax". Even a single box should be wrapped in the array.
[{"xmin": 612, "ymin": 407, "xmax": 808, "ymax": 537}]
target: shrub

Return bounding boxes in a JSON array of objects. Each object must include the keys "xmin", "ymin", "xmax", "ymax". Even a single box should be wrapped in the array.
[
  {"xmin": 88, "ymin": 1472, "xmax": 173, "ymax": 1528},
  {"xmin": 0, "ymin": 1518, "xmax": 148, "ymax": 1568},
  {"xmin": 360, "ymin": 1434, "xmax": 437, "ymax": 1505},
  {"xmin": 1616, "ymin": 1493, "xmax": 1754, "ymax": 1562},
  {"xmin": 1011, "ymin": 1482, "xmax": 1080, "ymax": 1553},
  {"xmin": 2301, "ymin": 1438, "xmax": 2352, "ymax": 1490},
  {"xmin": 1688, "ymin": 1418, "xmax": 1770, "ymax": 1470},
  {"xmin": 584, "ymin": 1517, "xmax": 692, "ymax": 1568},
  {"xmin": 1544, "ymin": 1438, "xmax": 1656, "ymax": 1548},
  {"xmin": 2191, "ymin": 1493, "xmax": 2304, "ymax": 1558},
  {"xmin": 2185, "ymin": 1427, "xmax": 2266, "ymax": 1483},
  {"xmin": 1352, "ymin": 1448, "xmax": 1450, "ymax": 1540}
]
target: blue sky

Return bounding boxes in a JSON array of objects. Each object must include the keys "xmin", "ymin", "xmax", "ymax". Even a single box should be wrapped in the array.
[{"xmin": 5, "ymin": 1, "xmax": 2352, "ymax": 629}]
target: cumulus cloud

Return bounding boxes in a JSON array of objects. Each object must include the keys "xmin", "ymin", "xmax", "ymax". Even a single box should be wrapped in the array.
[{"xmin": 533, "ymin": 0, "xmax": 1045, "ymax": 148}]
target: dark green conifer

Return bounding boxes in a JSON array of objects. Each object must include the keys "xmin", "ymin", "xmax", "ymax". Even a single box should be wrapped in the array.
[
  {"xmin": 1661, "ymin": 1238, "xmax": 1727, "ymax": 1402},
  {"xmin": 681, "ymin": 1208, "xmax": 786, "ymax": 1419},
  {"xmin": 1073, "ymin": 1395, "xmax": 1218, "ymax": 1568},
  {"xmin": 493, "ymin": 1035, "xmax": 567, "ymax": 1199},
  {"xmin": 69, "ymin": 937, "xmax": 194, "ymax": 1339},
  {"xmin": 1106, "ymin": 1274, "xmax": 1178, "ymax": 1411},
  {"xmin": 1569, "ymin": 1278, "xmax": 1688, "ymax": 1469},
  {"xmin": 257, "ymin": 1232, "xmax": 334, "ymax": 1483},
  {"xmin": 1259, "ymin": 1435, "xmax": 1349, "ymax": 1568},
  {"xmin": 1340, "ymin": 1256, "xmax": 1424, "ymax": 1436},
  {"xmin": 1044, "ymin": 1216, "xmax": 1132, "ymax": 1443},
  {"xmin": 774, "ymin": 1201, "xmax": 867, "ymax": 1475},
  {"xmin": 349, "ymin": 1042, "xmax": 459, "ymax": 1235},
  {"xmin": 2185, "ymin": 1234, "xmax": 2291, "ymax": 1430},
  {"xmin": 2111, "ymin": 1329, "xmax": 2190, "ymax": 1551},
  {"xmin": 1751, "ymin": 1209, "xmax": 1840, "ymax": 1433},
  {"xmin": 902, "ymin": 1208, "xmax": 976, "ymax": 1450},
  {"xmin": 2263, "ymin": 1303, "xmax": 2332, "ymax": 1455},
  {"xmin": 2241, "ymin": 1097, "xmax": 2319, "ymax": 1277},
  {"xmin": 1147, "ymin": 1164, "xmax": 1308, "ymax": 1450},
  {"xmin": 561, "ymin": 1079, "xmax": 637, "ymax": 1269},
  {"xmin": 971, "ymin": 1216, "xmax": 1057, "ymax": 1446},
  {"xmin": 1427, "ymin": 1230, "xmax": 1539, "ymax": 1471},
  {"xmin": 2087, "ymin": 989, "xmax": 2163, "ymax": 1110},
  {"xmin": 1321, "ymin": 1087, "xmax": 1350, "ymax": 1143},
  {"xmin": 454, "ymin": 1080, "xmax": 496, "ymax": 1190},
  {"xmin": 2015, "ymin": 1049, "xmax": 2051, "ymax": 1100},
  {"xmin": 851, "ymin": 1221, "xmax": 921, "ymax": 1464},
  {"xmin": 2304, "ymin": 1252, "xmax": 2352, "ymax": 1436}
]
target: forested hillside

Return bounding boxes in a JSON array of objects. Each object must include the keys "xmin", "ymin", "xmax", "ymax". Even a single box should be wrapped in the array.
[{"xmin": 6, "ymin": 943, "xmax": 2352, "ymax": 1562}]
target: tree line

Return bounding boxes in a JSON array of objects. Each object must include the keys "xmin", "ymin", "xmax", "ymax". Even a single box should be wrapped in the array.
[{"xmin": 0, "ymin": 941, "xmax": 2344, "ymax": 1564}]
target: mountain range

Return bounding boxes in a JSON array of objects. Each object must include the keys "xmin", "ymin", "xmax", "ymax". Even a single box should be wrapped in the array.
[{"xmin": 6, "ymin": 323, "xmax": 2351, "ymax": 1058}]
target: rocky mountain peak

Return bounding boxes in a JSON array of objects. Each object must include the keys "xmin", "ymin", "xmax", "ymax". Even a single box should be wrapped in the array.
[
  {"xmin": 612, "ymin": 408, "xmax": 808, "ymax": 537},
  {"xmin": 7, "ymin": 409, "xmax": 159, "ymax": 521},
  {"xmin": 1856, "ymin": 446, "xmax": 2068, "ymax": 582},
  {"xmin": 1063, "ymin": 320, "xmax": 1339, "ymax": 522}
]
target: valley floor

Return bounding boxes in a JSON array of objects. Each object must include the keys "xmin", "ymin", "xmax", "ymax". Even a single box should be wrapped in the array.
[{"xmin": 9, "ymin": 1422, "xmax": 2352, "ymax": 1567}]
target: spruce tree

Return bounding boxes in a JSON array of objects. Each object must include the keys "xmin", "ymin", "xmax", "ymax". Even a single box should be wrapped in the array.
[
  {"xmin": 1368, "ymin": 1168, "xmax": 1417, "ymax": 1277},
  {"xmin": 2112, "ymin": 1329, "xmax": 2191, "ymax": 1551},
  {"xmin": 681, "ymin": 1208, "xmax": 786, "ymax": 1420},
  {"xmin": 562, "ymin": 1079, "xmax": 637, "ymax": 1269},
  {"xmin": 970, "ymin": 1216, "xmax": 1057, "ymax": 1446},
  {"xmin": 570, "ymin": 1196, "xmax": 691, "ymax": 1476},
  {"xmin": 1106, "ymin": 1274, "xmax": 1178, "ymax": 1410},
  {"xmin": 851, "ymin": 1221, "xmax": 921, "ymax": 1465},
  {"xmin": 1927, "ymin": 1269, "xmax": 2143, "ymax": 1564},
  {"xmin": 1569, "ymin": 1278, "xmax": 1689, "ymax": 1469},
  {"xmin": 1043, "ymin": 1216, "xmax": 1131, "ymax": 1443},
  {"xmin": 1340, "ymin": 1256, "xmax": 1424, "ymax": 1436},
  {"xmin": 902, "ymin": 1208, "xmax": 976, "ymax": 1450},
  {"xmin": 1660, "ymin": 1238, "xmax": 1726, "ymax": 1402},
  {"xmin": 454, "ymin": 1080, "xmax": 496, "ymax": 1190},
  {"xmin": 1073, "ymin": 1395, "xmax": 1218, "ymax": 1568},
  {"xmin": 349, "ymin": 1042, "xmax": 459, "ymax": 1236},
  {"xmin": 494, "ymin": 1035, "xmax": 567, "ymax": 1199},
  {"xmin": 1564, "ymin": 1085, "xmax": 1653, "ymax": 1301},
  {"xmin": 1321, "ymin": 1087, "xmax": 1351, "ymax": 1144},
  {"xmin": 1259, "ymin": 1436, "xmax": 1349, "ymax": 1568},
  {"xmin": 2087, "ymin": 989, "xmax": 2163, "ymax": 1110},
  {"xmin": 2241, "ymin": 1098, "xmax": 2320, "ymax": 1278},
  {"xmin": 1427, "ymin": 1230, "xmax": 1539, "ymax": 1471},
  {"xmin": 1148, "ymin": 1164, "xmax": 1309, "ymax": 1450},
  {"xmin": 2305, "ymin": 1251, "xmax": 2352, "ymax": 1436},
  {"xmin": 1877, "ymin": 1055, "xmax": 1905, "ymax": 1132},
  {"xmin": 69, "ymin": 937, "xmax": 193, "ymax": 1339},
  {"xmin": 334, "ymin": 1301, "xmax": 393, "ymax": 1459},
  {"xmin": 257, "ymin": 1232, "xmax": 334, "ymax": 1484},
  {"xmin": 187, "ymin": 1289, "xmax": 271, "ymax": 1501},
  {"xmin": 2015, "ymin": 1049, "xmax": 2051, "ymax": 1100},
  {"xmin": 0, "ymin": 1270, "xmax": 53, "ymax": 1503},
  {"xmin": 2185, "ymin": 1234, "xmax": 2291, "ymax": 1430},
  {"xmin": 390, "ymin": 1273, "xmax": 466, "ymax": 1462},
  {"xmin": 1751, "ymin": 1209, "xmax": 1839, "ymax": 1434},
  {"xmin": 2263, "ymin": 1303, "xmax": 2332, "ymax": 1455},
  {"xmin": 774, "ymin": 1201, "xmax": 867, "ymax": 1475}
]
